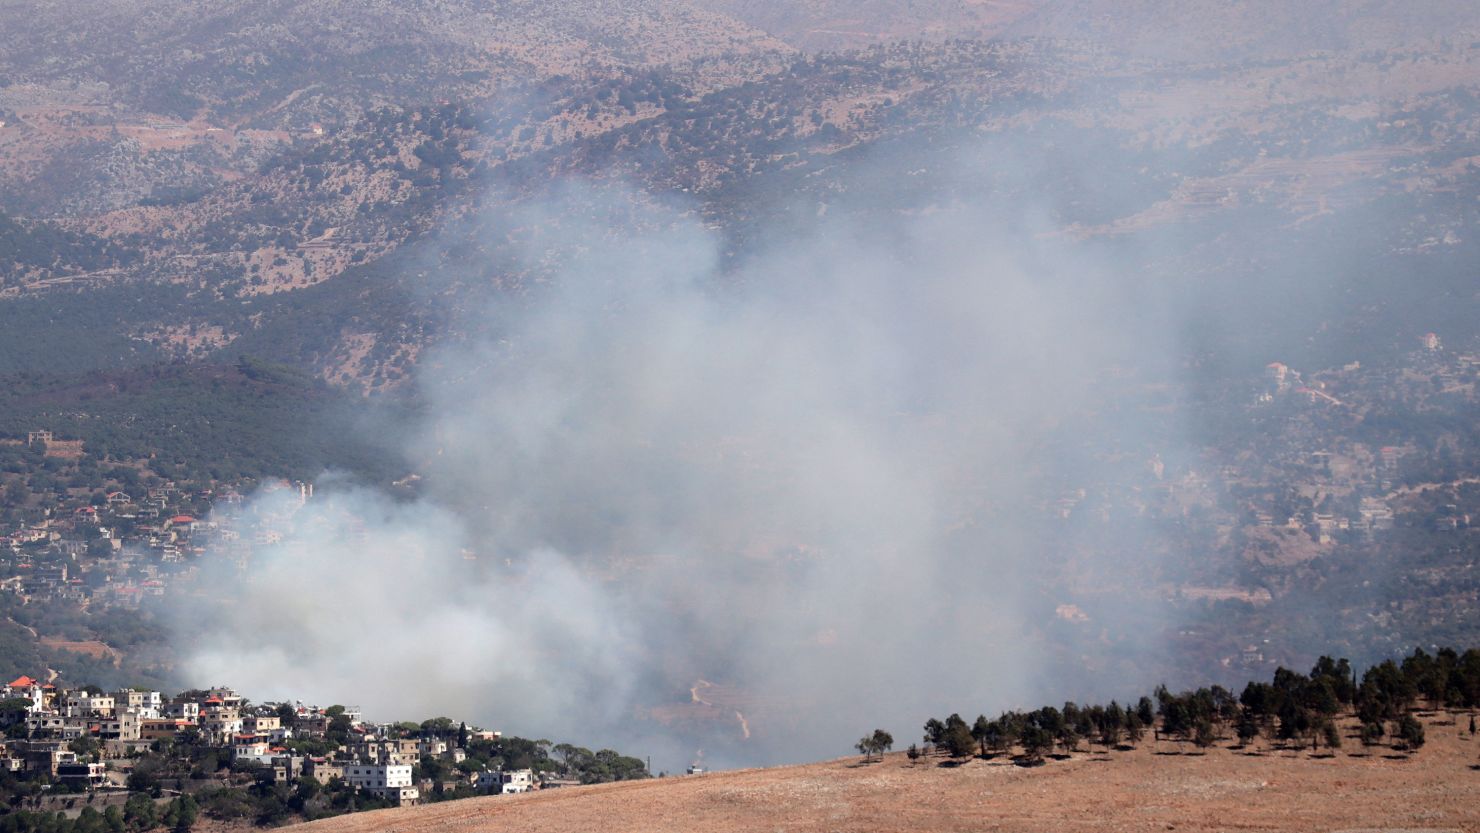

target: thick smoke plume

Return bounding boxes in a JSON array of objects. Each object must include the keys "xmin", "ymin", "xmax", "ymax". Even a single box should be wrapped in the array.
[{"xmin": 179, "ymin": 162, "xmax": 1200, "ymax": 768}]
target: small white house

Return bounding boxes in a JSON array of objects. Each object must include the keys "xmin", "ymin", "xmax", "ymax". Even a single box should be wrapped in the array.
[{"xmin": 478, "ymin": 768, "xmax": 533, "ymax": 794}]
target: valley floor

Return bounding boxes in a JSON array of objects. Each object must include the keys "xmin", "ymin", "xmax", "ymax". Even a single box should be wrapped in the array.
[{"xmin": 290, "ymin": 714, "xmax": 1480, "ymax": 833}]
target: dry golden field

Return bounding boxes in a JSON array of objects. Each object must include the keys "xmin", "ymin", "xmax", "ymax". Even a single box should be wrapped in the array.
[{"xmin": 293, "ymin": 713, "xmax": 1480, "ymax": 833}]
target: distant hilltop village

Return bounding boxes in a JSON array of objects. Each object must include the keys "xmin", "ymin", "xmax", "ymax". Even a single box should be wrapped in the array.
[
  {"xmin": 0, "ymin": 676, "xmax": 645, "ymax": 822},
  {"xmin": 1, "ymin": 476, "xmax": 311, "ymax": 610}
]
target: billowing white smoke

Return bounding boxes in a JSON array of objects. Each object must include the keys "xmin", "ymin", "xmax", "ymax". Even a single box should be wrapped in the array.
[{"xmin": 181, "ymin": 180, "xmax": 1184, "ymax": 769}]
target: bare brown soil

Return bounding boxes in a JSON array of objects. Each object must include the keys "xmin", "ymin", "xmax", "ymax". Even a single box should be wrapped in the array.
[
  {"xmin": 39, "ymin": 637, "xmax": 117, "ymax": 661},
  {"xmin": 293, "ymin": 714, "xmax": 1480, "ymax": 833}
]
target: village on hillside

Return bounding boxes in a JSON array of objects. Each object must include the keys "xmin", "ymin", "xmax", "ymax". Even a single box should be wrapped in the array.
[
  {"xmin": 1, "ymin": 471, "xmax": 302, "ymax": 612},
  {"xmin": 0, "ymin": 676, "xmax": 643, "ymax": 823}
]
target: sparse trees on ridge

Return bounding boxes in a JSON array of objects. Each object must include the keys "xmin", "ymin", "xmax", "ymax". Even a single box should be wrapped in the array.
[
  {"xmin": 911, "ymin": 645, "xmax": 1480, "ymax": 768},
  {"xmin": 855, "ymin": 729, "xmax": 894, "ymax": 762}
]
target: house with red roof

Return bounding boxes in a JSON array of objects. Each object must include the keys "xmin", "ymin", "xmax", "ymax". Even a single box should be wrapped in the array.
[{"xmin": 3, "ymin": 676, "xmax": 45, "ymax": 711}]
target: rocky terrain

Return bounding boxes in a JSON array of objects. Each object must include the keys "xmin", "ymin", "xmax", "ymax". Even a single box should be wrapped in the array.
[{"xmin": 3, "ymin": 25, "xmax": 1479, "ymax": 390}]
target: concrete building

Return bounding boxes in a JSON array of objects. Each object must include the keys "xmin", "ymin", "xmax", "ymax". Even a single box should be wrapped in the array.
[
  {"xmin": 55, "ymin": 762, "xmax": 107, "ymax": 789},
  {"xmin": 305, "ymin": 757, "xmax": 344, "ymax": 785},
  {"xmin": 478, "ymin": 768, "xmax": 534, "ymax": 794},
  {"xmin": 344, "ymin": 763, "xmax": 420, "ymax": 805}
]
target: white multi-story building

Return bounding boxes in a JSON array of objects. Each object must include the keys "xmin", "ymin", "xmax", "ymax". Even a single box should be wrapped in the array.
[
  {"xmin": 164, "ymin": 701, "xmax": 200, "ymax": 722},
  {"xmin": 343, "ymin": 763, "xmax": 419, "ymax": 805},
  {"xmin": 62, "ymin": 693, "xmax": 115, "ymax": 718},
  {"xmin": 477, "ymin": 768, "xmax": 534, "ymax": 794},
  {"xmin": 202, "ymin": 707, "xmax": 243, "ymax": 743},
  {"xmin": 115, "ymin": 689, "xmax": 163, "ymax": 715}
]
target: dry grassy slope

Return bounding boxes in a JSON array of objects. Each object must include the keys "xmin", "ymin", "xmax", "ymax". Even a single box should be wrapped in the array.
[{"xmin": 293, "ymin": 714, "xmax": 1480, "ymax": 833}]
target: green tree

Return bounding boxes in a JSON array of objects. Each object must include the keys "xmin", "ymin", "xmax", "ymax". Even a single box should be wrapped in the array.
[
  {"xmin": 942, "ymin": 714, "xmax": 975, "ymax": 759},
  {"xmin": 972, "ymin": 715, "xmax": 992, "ymax": 757},
  {"xmin": 870, "ymin": 729, "xmax": 894, "ymax": 758},
  {"xmin": 1236, "ymin": 711, "xmax": 1261, "ymax": 747},
  {"xmin": 124, "ymin": 792, "xmax": 158, "ymax": 830},
  {"xmin": 171, "ymin": 794, "xmax": 198, "ymax": 833},
  {"xmin": 855, "ymin": 729, "xmax": 893, "ymax": 761},
  {"xmin": 1396, "ymin": 714, "xmax": 1425, "ymax": 751},
  {"xmin": 70, "ymin": 735, "xmax": 101, "ymax": 761},
  {"xmin": 1193, "ymin": 719, "xmax": 1217, "ymax": 750},
  {"xmin": 1123, "ymin": 711, "xmax": 1145, "ymax": 747},
  {"xmin": 1019, "ymin": 724, "xmax": 1052, "ymax": 762},
  {"xmin": 1135, "ymin": 696, "xmax": 1155, "ymax": 729},
  {"xmin": 0, "ymin": 696, "xmax": 32, "ymax": 723},
  {"xmin": 922, "ymin": 717, "xmax": 946, "ymax": 748},
  {"xmin": 1320, "ymin": 720, "xmax": 1341, "ymax": 751}
]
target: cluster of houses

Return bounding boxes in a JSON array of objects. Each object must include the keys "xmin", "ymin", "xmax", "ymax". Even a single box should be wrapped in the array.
[
  {"xmin": 0, "ymin": 677, "xmax": 548, "ymax": 807},
  {"xmin": 1, "ymin": 474, "xmax": 316, "ymax": 609}
]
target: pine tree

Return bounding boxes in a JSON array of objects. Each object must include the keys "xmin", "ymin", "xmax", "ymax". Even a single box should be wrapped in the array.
[{"xmin": 1397, "ymin": 714, "xmax": 1425, "ymax": 751}]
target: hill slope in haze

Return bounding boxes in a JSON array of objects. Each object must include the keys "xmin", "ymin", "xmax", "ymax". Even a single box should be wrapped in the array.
[
  {"xmin": 0, "ymin": 0, "xmax": 789, "ymax": 124},
  {"xmin": 1007, "ymin": 0, "xmax": 1480, "ymax": 61},
  {"xmin": 692, "ymin": 0, "xmax": 1480, "ymax": 55}
]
